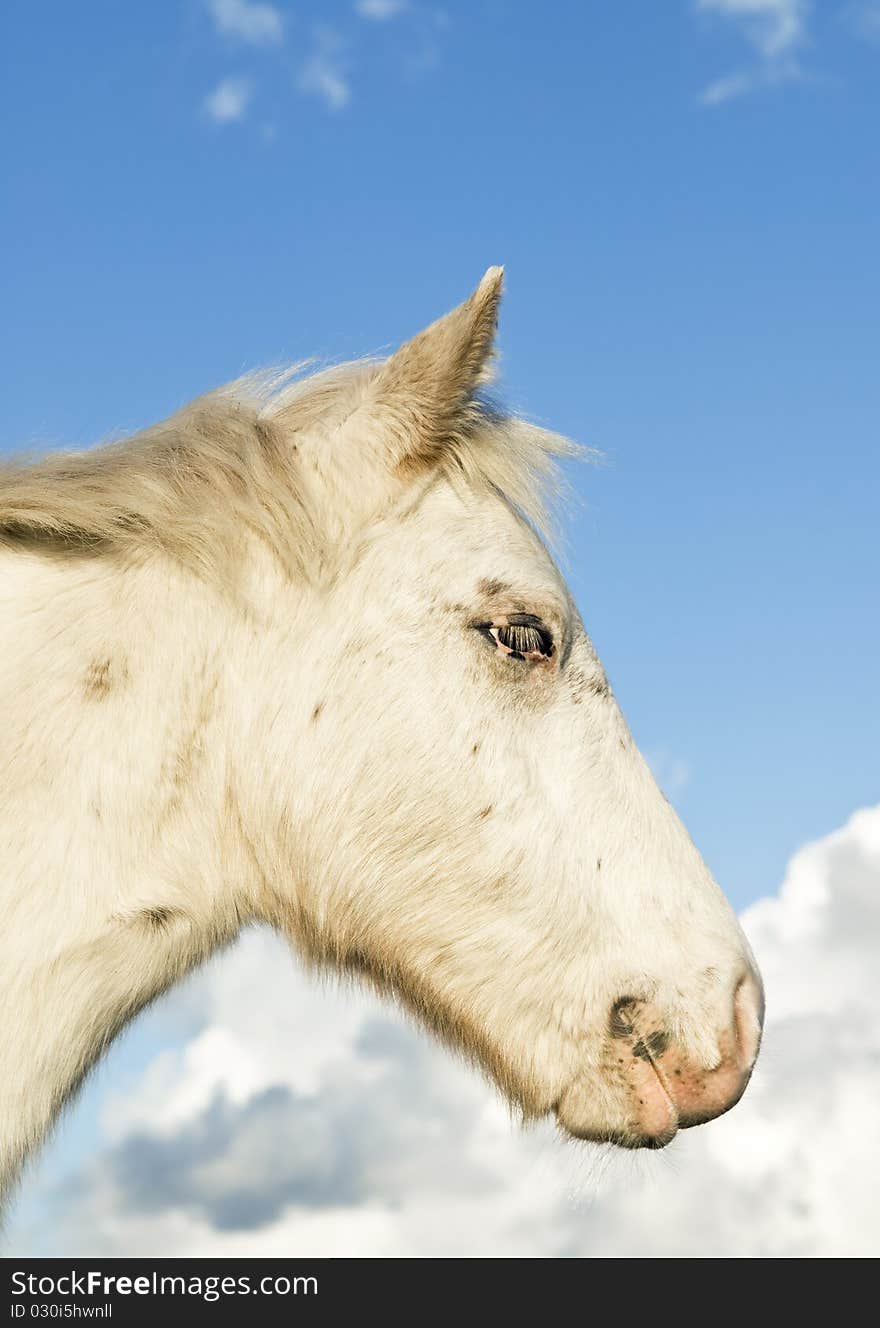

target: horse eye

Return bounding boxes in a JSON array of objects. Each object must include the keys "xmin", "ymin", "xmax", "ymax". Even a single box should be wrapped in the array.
[{"xmin": 480, "ymin": 615, "xmax": 554, "ymax": 662}]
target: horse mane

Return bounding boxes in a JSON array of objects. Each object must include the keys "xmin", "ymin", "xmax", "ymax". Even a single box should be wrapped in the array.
[{"xmin": 0, "ymin": 360, "xmax": 574, "ymax": 588}]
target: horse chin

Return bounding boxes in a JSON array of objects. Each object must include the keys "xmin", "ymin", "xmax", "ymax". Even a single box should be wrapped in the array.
[{"xmin": 554, "ymin": 1058, "xmax": 680, "ymax": 1151}]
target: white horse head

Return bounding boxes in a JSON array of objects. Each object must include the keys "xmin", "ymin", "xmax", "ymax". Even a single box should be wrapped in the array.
[{"xmin": 0, "ymin": 270, "xmax": 762, "ymax": 1199}]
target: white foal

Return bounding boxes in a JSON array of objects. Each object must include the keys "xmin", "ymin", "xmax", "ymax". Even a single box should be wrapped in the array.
[{"xmin": 0, "ymin": 269, "xmax": 762, "ymax": 1200}]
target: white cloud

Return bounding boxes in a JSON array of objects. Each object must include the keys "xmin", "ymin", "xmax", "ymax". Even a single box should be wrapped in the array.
[
  {"xmin": 198, "ymin": 1, "xmax": 445, "ymax": 126},
  {"xmin": 696, "ymin": 0, "xmax": 808, "ymax": 104},
  {"xmin": 697, "ymin": 57, "xmax": 803, "ymax": 104},
  {"xmin": 697, "ymin": 0, "xmax": 806, "ymax": 58},
  {"xmin": 205, "ymin": 0, "xmax": 284, "ymax": 46},
  {"xmin": 699, "ymin": 68, "xmax": 758, "ymax": 104},
  {"xmin": 355, "ymin": 0, "xmax": 408, "ymax": 19},
  {"xmin": 297, "ymin": 55, "xmax": 351, "ymax": 111},
  {"xmin": 9, "ymin": 805, "xmax": 880, "ymax": 1256},
  {"xmin": 202, "ymin": 76, "xmax": 252, "ymax": 123}
]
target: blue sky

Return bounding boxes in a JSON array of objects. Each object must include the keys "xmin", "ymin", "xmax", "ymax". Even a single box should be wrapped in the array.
[{"xmin": 2, "ymin": 1, "xmax": 879, "ymax": 1256}]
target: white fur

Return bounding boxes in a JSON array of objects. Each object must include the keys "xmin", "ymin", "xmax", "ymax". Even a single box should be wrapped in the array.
[{"xmin": 0, "ymin": 272, "xmax": 759, "ymax": 1198}]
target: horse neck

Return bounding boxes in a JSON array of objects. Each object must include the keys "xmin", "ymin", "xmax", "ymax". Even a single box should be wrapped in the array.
[{"xmin": 0, "ymin": 546, "xmax": 261, "ymax": 1194}]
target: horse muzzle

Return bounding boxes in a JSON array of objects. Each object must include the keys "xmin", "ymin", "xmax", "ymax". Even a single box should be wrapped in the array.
[{"xmin": 555, "ymin": 969, "xmax": 765, "ymax": 1149}]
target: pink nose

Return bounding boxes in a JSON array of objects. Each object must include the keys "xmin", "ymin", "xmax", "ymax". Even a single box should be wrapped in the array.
[{"xmin": 608, "ymin": 971, "xmax": 765, "ymax": 1147}]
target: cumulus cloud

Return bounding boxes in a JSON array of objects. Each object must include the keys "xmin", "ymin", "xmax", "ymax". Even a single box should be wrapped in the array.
[
  {"xmin": 205, "ymin": 0, "xmax": 284, "ymax": 46},
  {"xmin": 12, "ymin": 806, "xmax": 880, "ymax": 1257},
  {"xmin": 696, "ymin": 0, "xmax": 808, "ymax": 104},
  {"xmin": 202, "ymin": 76, "xmax": 252, "ymax": 123}
]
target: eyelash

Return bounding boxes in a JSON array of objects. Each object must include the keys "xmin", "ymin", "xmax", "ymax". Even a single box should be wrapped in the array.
[{"xmin": 477, "ymin": 616, "xmax": 555, "ymax": 663}]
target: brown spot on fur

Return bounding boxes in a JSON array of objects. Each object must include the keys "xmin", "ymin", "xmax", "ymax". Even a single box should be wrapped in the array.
[
  {"xmin": 478, "ymin": 804, "xmax": 493, "ymax": 819},
  {"xmin": 471, "ymin": 741, "xmax": 481, "ymax": 756},
  {"xmin": 140, "ymin": 906, "xmax": 181, "ymax": 931},
  {"xmin": 477, "ymin": 578, "xmax": 512, "ymax": 599},
  {"xmin": 596, "ymin": 857, "xmax": 602, "ymax": 871},
  {"xmin": 311, "ymin": 701, "xmax": 324, "ymax": 723},
  {"xmin": 83, "ymin": 656, "xmax": 121, "ymax": 700},
  {"xmin": 155, "ymin": 664, "xmax": 218, "ymax": 828}
]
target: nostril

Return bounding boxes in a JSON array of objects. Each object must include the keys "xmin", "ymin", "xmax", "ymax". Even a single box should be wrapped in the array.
[
  {"xmin": 608, "ymin": 996, "xmax": 640, "ymax": 1039},
  {"xmin": 733, "ymin": 971, "xmax": 765, "ymax": 1068}
]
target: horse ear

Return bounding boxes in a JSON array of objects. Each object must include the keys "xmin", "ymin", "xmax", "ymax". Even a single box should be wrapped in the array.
[{"xmin": 369, "ymin": 266, "xmax": 504, "ymax": 474}]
